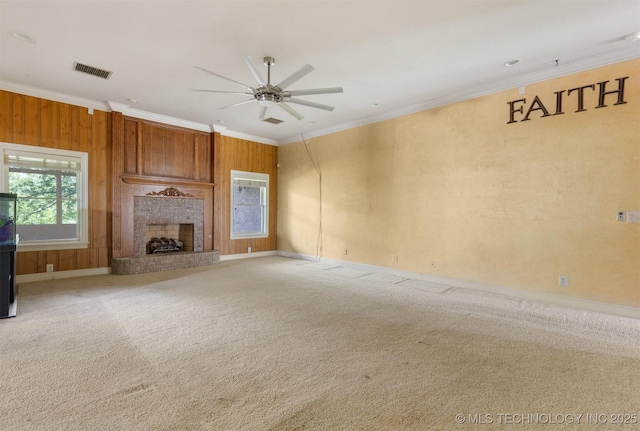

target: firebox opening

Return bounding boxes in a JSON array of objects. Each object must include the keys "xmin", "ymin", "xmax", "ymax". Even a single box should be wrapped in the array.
[{"xmin": 145, "ymin": 223, "xmax": 194, "ymax": 254}]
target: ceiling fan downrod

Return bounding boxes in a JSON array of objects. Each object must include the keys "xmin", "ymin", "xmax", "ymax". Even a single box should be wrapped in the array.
[
  {"xmin": 257, "ymin": 57, "xmax": 281, "ymax": 106},
  {"xmin": 263, "ymin": 56, "xmax": 275, "ymax": 85}
]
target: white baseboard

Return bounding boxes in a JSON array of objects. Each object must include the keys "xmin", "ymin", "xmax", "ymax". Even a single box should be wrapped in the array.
[
  {"xmin": 16, "ymin": 267, "xmax": 111, "ymax": 284},
  {"xmin": 16, "ymin": 251, "xmax": 279, "ymax": 282},
  {"xmin": 277, "ymin": 251, "xmax": 640, "ymax": 320},
  {"xmin": 220, "ymin": 250, "xmax": 278, "ymax": 261},
  {"xmin": 15, "ymin": 251, "xmax": 638, "ymax": 320}
]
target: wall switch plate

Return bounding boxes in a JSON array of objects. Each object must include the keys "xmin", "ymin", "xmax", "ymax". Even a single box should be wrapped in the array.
[
  {"xmin": 558, "ymin": 275, "xmax": 568, "ymax": 286},
  {"xmin": 46, "ymin": 264, "xmax": 54, "ymax": 272},
  {"xmin": 626, "ymin": 211, "xmax": 640, "ymax": 223},
  {"xmin": 617, "ymin": 211, "xmax": 626, "ymax": 222},
  {"xmin": 247, "ymin": 246, "xmax": 252, "ymax": 253}
]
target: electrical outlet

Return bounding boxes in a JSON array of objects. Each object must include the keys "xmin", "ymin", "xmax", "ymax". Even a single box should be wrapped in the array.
[
  {"xmin": 248, "ymin": 246, "xmax": 252, "ymax": 253},
  {"xmin": 558, "ymin": 275, "xmax": 568, "ymax": 286},
  {"xmin": 46, "ymin": 264, "xmax": 54, "ymax": 272},
  {"xmin": 430, "ymin": 260, "xmax": 436, "ymax": 268},
  {"xmin": 617, "ymin": 211, "xmax": 626, "ymax": 222}
]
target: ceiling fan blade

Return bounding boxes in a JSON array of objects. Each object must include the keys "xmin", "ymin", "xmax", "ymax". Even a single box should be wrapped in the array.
[
  {"xmin": 285, "ymin": 98, "xmax": 335, "ymax": 112},
  {"xmin": 191, "ymin": 89, "xmax": 253, "ymax": 95},
  {"xmin": 285, "ymin": 87, "xmax": 344, "ymax": 96},
  {"xmin": 194, "ymin": 66, "xmax": 254, "ymax": 92},
  {"xmin": 243, "ymin": 54, "xmax": 266, "ymax": 87},
  {"xmin": 275, "ymin": 64, "xmax": 314, "ymax": 90},
  {"xmin": 219, "ymin": 99, "xmax": 257, "ymax": 109},
  {"xmin": 277, "ymin": 102, "xmax": 304, "ymax": 120},
  {"xmin": 258, "ymin": 106, "xmax": 267, "ymax": 120}
]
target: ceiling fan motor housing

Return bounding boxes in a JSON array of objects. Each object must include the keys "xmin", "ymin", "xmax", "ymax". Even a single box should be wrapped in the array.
[
  {"xmin": 256, "ymin": 86, "xmax": 284, "ymax": 106},
  {"xmin": 257, "ymin": 57, "xmax": 282, "ymax": 106}
]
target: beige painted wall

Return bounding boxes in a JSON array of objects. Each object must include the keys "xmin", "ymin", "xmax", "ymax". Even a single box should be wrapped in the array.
[{"xmin": 277, "ymin": 59, "xmax": 640, "ymax": 308}]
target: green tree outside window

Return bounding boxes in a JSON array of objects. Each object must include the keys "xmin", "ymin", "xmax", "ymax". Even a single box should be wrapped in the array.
[{"xmin": 8, "ymin": 168, "xmax": 78, "ymax": 225}]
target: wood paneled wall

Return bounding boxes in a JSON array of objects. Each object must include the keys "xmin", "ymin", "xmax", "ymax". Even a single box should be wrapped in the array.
[
  {"xmin": 213, "ymin": 134, "xmax": 278, "ymax": 254},
  {"xmin": 0, "ymin": 90, "xmax": 278, "ymax": 273},
  {"xmin": 0, "ymin": 90, "xmax": 111, "ymax": 275}
]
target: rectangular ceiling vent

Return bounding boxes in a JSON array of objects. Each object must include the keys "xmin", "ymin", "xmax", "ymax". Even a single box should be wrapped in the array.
[
  {"xmin": 73, "ymin": 62, "xmax": 113, "ymax": 80},
  {"xmin": 261, "ymin": 117, "xmax": 284, "ymax": 125}
]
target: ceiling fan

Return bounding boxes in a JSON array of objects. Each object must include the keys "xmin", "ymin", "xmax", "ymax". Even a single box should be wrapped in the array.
[{"xmin": 192, "ymin": 55, "xmax": 343, "ymax": 121}]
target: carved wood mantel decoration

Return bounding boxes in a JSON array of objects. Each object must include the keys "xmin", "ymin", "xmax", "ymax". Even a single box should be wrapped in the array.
[{"xmin": 146, "ymin": 187, "xmax": 194, "ymax": 197}]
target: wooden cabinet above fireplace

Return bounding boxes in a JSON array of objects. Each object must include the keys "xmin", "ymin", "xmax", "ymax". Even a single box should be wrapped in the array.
[{"xmin": 122, "ymin": 116, "xmax": 212, "ymax": 183}]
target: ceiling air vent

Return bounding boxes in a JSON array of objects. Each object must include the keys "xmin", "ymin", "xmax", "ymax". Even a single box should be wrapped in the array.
[
  {"xmin": 73, "ymin": 62, "xmax": 113, "ymax": 79},
  {"xmin": 261, "ymin": 117, "xmax": 284, "ymax": 125}
]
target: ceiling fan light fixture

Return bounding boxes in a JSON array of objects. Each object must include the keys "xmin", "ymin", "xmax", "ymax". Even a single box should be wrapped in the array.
[
  {"xmin": 623, "ymin": 31, "xmax": 640, "ymax": 42},
  {"xmin": 257, "ymin": 93, "xmax": 280, "ymax": 107}
]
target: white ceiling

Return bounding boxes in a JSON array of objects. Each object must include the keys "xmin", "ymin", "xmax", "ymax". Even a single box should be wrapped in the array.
[{"xmin": 1, "ymin": 1, "xmax": 639, "ymax": 145}]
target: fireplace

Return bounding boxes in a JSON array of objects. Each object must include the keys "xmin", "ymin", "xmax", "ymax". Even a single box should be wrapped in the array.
[
  {"xmin": 132, "ymin": 196, "xmax": 204, "ymax": 257},
  {"xmin": 145, "ymin": 223, "xmax": 194, "ymax": 253},
  {"xmin": 111, "ymin": 184, "xmax": 219, "ymax": 275}
]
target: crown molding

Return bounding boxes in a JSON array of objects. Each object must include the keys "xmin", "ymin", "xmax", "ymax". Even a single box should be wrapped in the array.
[
  {"xmin": 3, "ymin": 45, "xmax": 638, "ymax": 147},
  {"xmin": 0, "ymin": 80, "xmax": 110, "ymax": 112},
  {"xmin": 279, "ymin": 48, "xmax": 640, "ymax": 145},
  {"xmin": 119, "ymin": 106, "xmax": 214, "ymax": 133},
  {"xmin": 0, "ymin": 80, "xmax": 275, "ymax": 143},
  {"xmin": 0, "ymin": 80, "xmax": 277, "ymax": 142},
  {"xmin": 107, "ymin": 101, "xmax": 129, "ymax": 113},
  {"xmin": 219, "ymin": 129, "xmax": 279, "ymax": 146}
]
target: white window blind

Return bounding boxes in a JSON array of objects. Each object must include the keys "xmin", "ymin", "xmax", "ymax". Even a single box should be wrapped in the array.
[{"xmin": 0, "ymin": 142, "xmax": 89, "ymax": 251}]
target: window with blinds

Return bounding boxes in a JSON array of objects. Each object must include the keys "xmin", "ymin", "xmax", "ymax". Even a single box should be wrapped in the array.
[
  {"xmin": 230, "ymin": 170, "xmax": 269, "ymax": 239},
  {"xmin": 0, "ymin": 142, "xmax": 88, "ymax": 251}
]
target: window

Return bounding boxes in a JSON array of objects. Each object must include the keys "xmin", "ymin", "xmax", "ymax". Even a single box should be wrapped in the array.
[
  {"xmin": 0, "ymin": 142, "xmax": 88, "ymax": 251},
  {"xmin": 230, "ymin": 170, "xmax": 269, "ymax": 239}
]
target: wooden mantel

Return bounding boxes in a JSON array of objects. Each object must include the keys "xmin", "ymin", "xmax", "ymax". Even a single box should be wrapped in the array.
[{"xmin": 121, "ymin": 174, "xmax": 215, "ymax": 188}]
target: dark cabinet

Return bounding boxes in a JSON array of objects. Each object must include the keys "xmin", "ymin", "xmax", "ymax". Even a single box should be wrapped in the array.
[{"xmin": 0, "ymin": 193, "xmax": 17, "ymax": 318}]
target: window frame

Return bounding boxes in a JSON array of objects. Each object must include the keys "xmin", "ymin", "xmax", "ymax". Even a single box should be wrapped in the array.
[
  {"xmin": 230, "ymin": 170, "xmax": 269, "ymax": 240},
  {"xmin": 0, "ymin": 142, "xmax": 89, "ymax": 252}
]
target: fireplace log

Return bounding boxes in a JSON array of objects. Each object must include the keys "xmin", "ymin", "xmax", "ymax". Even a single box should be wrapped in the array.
[{"xmin": 146, "ymin": 237, "xmax": 184, "ymax": 254}]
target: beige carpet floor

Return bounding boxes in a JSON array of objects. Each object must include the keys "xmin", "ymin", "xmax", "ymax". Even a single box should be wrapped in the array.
[{"xmin": 1, "ymin": 256, "xmax": 639, "ymax": 430}]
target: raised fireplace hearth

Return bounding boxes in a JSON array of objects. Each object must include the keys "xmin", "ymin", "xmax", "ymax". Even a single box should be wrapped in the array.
[
  {"xmin": 112, "ymin": 249, "xmax": 219, "ymax": 275},
  {"xmin": 111, "ymin": 191, "xmax": 219, "ymax": 275}
]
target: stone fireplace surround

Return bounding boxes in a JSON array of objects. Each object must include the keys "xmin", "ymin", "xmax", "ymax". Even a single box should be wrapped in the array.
[
  {"xmin": 112, "ymin": 186, "xmax": 219, "ymax": 275},
  {"xmin": 133, "ymin": 196, "xmax": 204, "ymax": 256}
]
